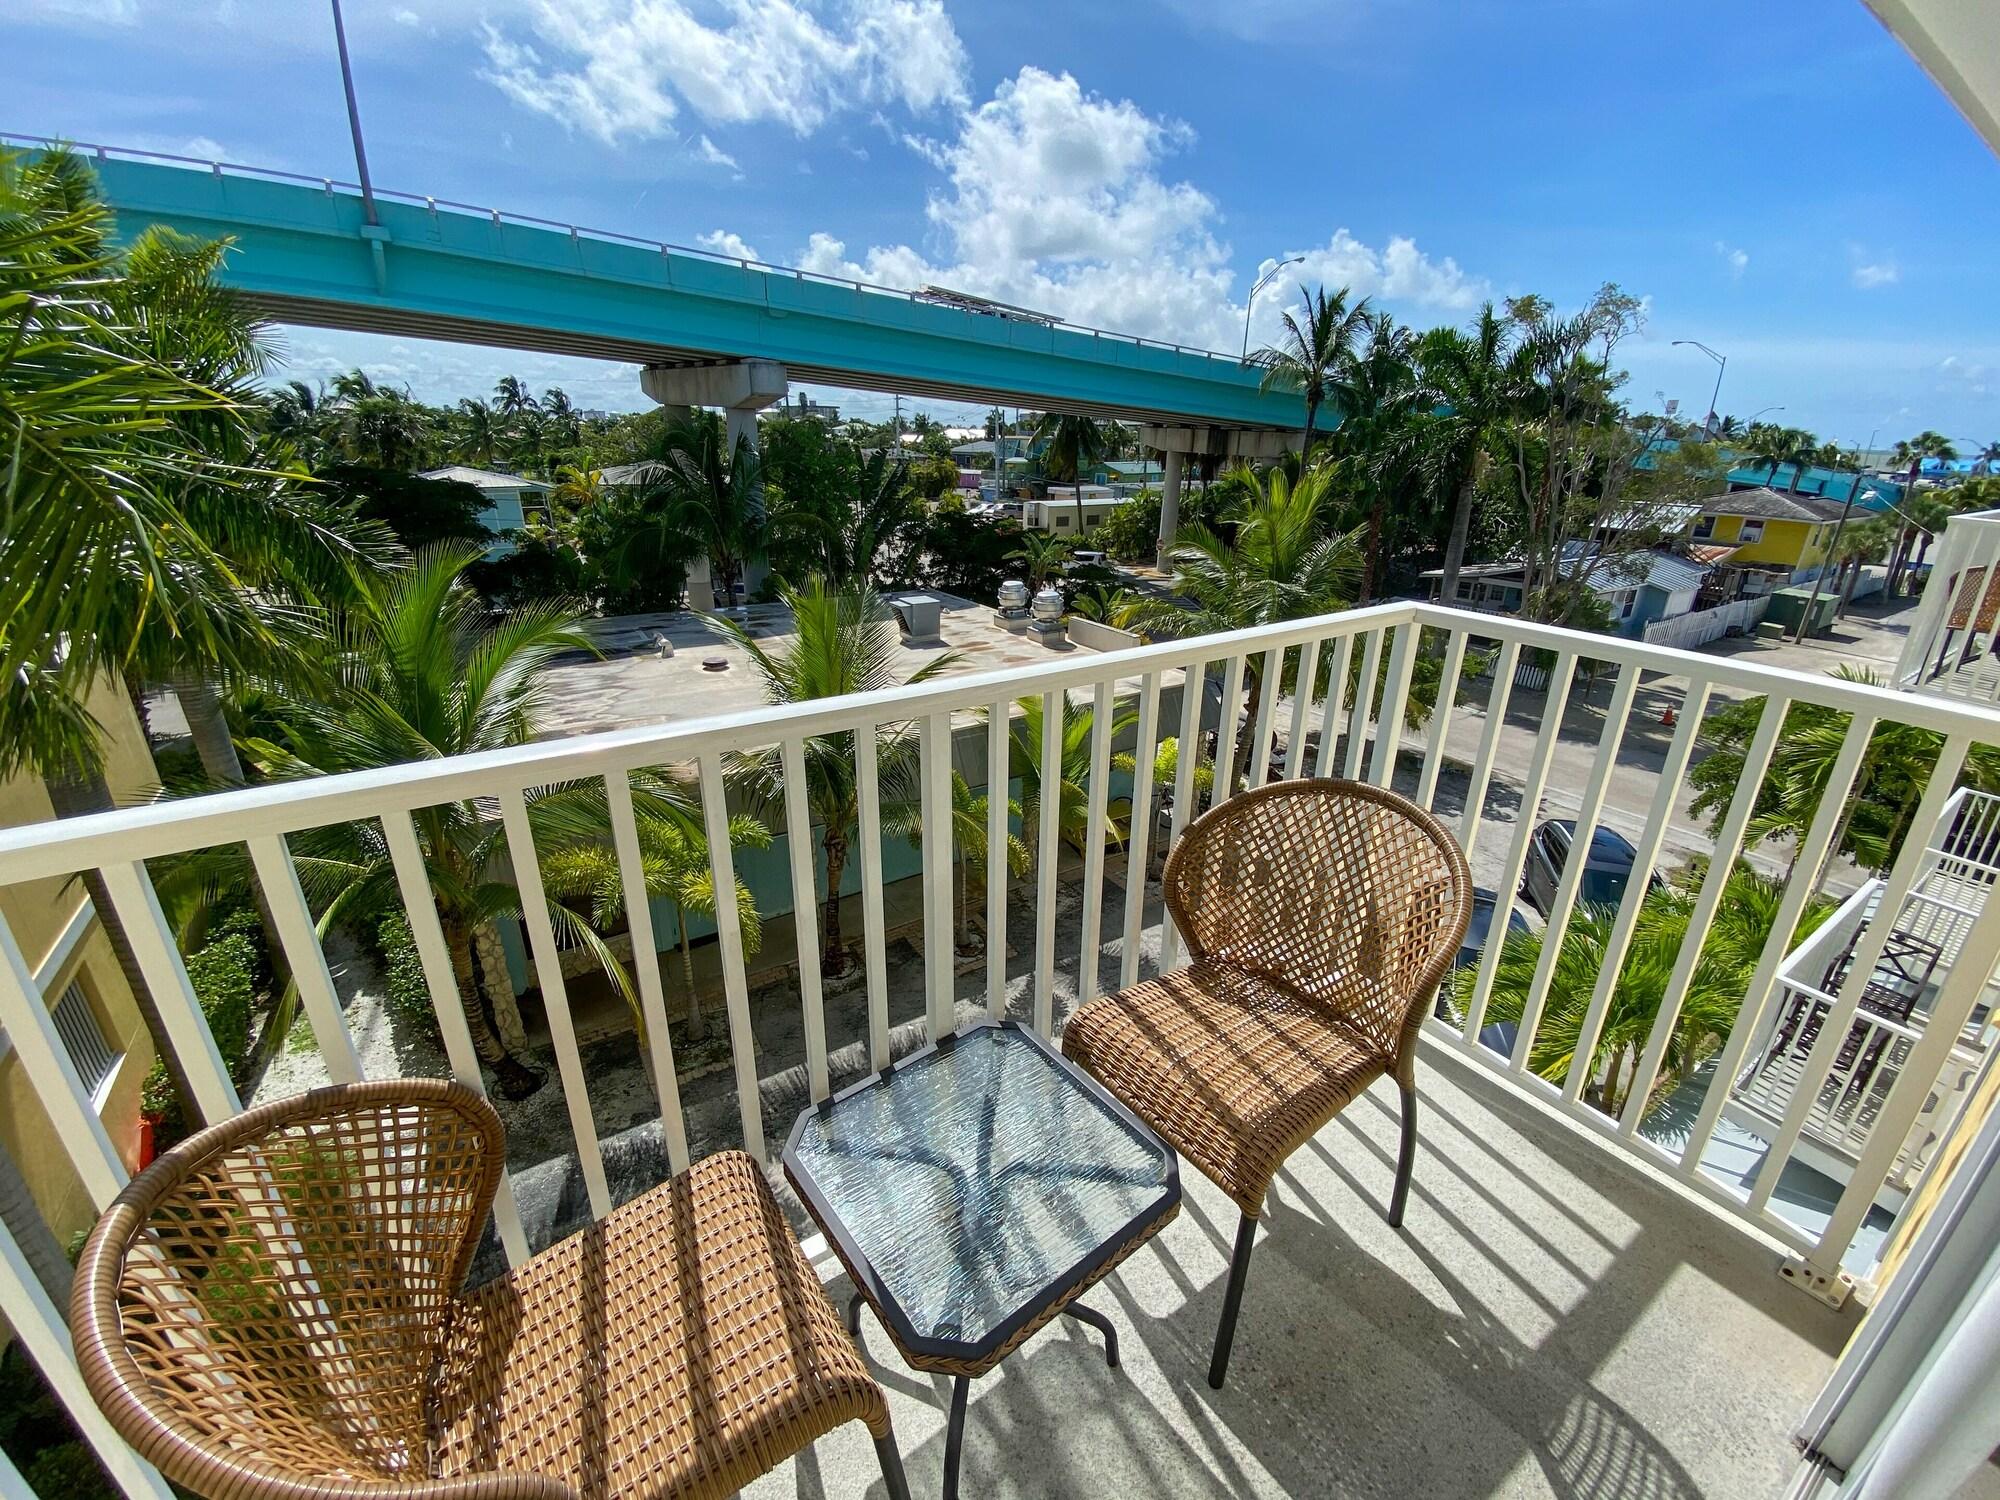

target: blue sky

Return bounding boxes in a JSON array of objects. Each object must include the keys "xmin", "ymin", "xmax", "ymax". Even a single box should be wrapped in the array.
[{"xmin": 12, "ymin": 0, "xmax": 2000, "ymax": 447}]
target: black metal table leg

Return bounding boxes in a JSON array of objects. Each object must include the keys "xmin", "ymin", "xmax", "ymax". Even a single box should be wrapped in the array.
[
  {"xmin": 1058, "ymin": 1299, "xmax": 1120, "ymax": 1368},
  {"xmin": 847, "ymin": 1289, "xmax": 866, "ymax": 1336},
  {"xmin": 941, "ymin": 1375, "xmax": 970, "ymax": 1500}
]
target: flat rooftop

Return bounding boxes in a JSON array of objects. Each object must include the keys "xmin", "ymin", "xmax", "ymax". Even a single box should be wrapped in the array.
[{"xmin": 533, "ymin": 593, "xmax": 1101, "ymax": 739}]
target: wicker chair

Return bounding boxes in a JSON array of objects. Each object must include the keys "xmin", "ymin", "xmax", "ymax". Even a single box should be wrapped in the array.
[
  {"xmin": 1062, "ymin": 778, "xmax": 1470, "ymax": 1388},
  {"xmin": 72, "ymin": 1079, "xmax": 911, "ymax": 1500}
]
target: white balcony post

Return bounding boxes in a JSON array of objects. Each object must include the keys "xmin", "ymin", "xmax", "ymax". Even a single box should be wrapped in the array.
[
  {"xmin": 1247, "ymin": 647, "xmax": 1282, "ymax": 790},
  {"xmin": 604, "ymin": 770, "xmax": 689, "ymax": 1172},
  {"xmin": 1457, "ymin": 638, "xmax": 1521, "ymax": 866},
  {"xmin": 1161, "ymin": 662, "xmax": 1203, "ymax": 970},
  {"xmin": 1281, "ymin": 638, "xmax": 1320, "ymax": 781},
  {"xmin": 1033, "ymin": 691, "xmax": 1063, "ymax": 1035},
  {"xmin": 1415, "ymin": 628, "xmax": 1469, "ymax": 812},
  {"xmin": 921, "ymin": 712, "xmax": 956, "ymax": 1041},
  {"xmin": 1314, "ymin": 634, "xmax": 1354, "ymax": 777},
  {"xmin": 97, "ymin": 861, "xmax": 240, "ymax": 1127},
  {"xmin": 696, "ymin": 754, "xmax": 763, "ymax": 1160},
  {"xmin": 1120, "ymin": 671, "xmax": 1163, "ymax": 990},
  {"xmin": 498, "ymin": 787, "xmax": 612, "ymax": 1217},
  {"xmin": 245, "ymin": 835, "xmax": 363, "ymax": 1085},
  {"xmin": 778, "ymin": 738, "xmax": 832, "ymax": 1103},
  {"xmin": 984, "ymin": 700, "xmax": 1011, "ymax": 1019},
  {"xmin": 1368, "ymin": 623, "xmax": 1420, "ymax": 788},
  {"xmin": 1343, "ymin": 630, "xmax": 1383, "ymax": 780},
  {"xmin": 0, "ymin": 911, "xmax": 125, "ymax": 1209},
  {"xmin": 854, "ymin": 727, "xmax": 891, "ymax": 1069},
  {"xmin": 1076, "ymin": 681, "xmax": 1117, "ymax": 1010}
]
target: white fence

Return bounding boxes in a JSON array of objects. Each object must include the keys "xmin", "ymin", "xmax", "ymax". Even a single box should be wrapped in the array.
[
  {"xmin": 1642, "ymin": 594, "xmax": 1768, "ymax": 650},
  {"xmin": 8, "ymin": 601, "xmax": 2000, "ymax": 1494}
]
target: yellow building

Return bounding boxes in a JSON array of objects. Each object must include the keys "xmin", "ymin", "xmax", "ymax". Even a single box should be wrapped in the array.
[
  {"xmin": 1689, "ymin": 487, "xmax": 1849, "ymax": 577},
  {"xmin": 0, "ymin": 677, "xmax": 160, "ymax": 1249}
]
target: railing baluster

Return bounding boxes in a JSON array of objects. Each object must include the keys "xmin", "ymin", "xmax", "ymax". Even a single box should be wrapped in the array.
[
  {"xmin": 97, "ymin": 862, "xmax": 240, "ymax": 1126},
  {"xmin": 1077, "ymin": 681, "xmax": 1115, "ymax": 1009},
  {"xmin": 985, "ymin": 700, "xmax": 1010, "ymax": 1019},
  {"xmin": 245, "ymin": 835, "xmax": 363, "ymax": 1085},
  {"xmin": 1416, "ymin": 627, "xmax": 1469, "ymax": 812},
  {"xmin": 921, "ymin": 712, "xmax": 956, "ymax": 1041},
  {"xmin": 1618, "ymin": 697, "xmax": 1794, "ymax": 1138},
  {"xmin": 1282, "ymin": 638, "xmax": 1320, "ymax": 780},
  {"xmin": 1509, "ymin": 663, "xmax": 1640, "ymax": 1072},
  {"xmin": 1161, "ymin": 661, "xmax": 1203, "ymax": 971},
  {"xmin": 1458, "ymin": 638, "xmax": 1522, "ymax": 866},
  {"xmin": 1120, "ymin": 671, "xmax": 1163, "ymax": 989},
  {"xmin": 779, "ymin": 738, "xmax": 831, "ymax": 1102},
  {"xmin": 1564, "ymin": 681, "xmax": 1711, "ymax": 1104},
  {"xmin": 1315, "ymin": 634, "xmax": 1354, "ymax": 777},
  {"xmin": 603, "ymin": 771, "xmax": 688, "ymax": 1173},
  {"xmin": 1344, "ymin": 629, "xmax": 1384, "ymax": 779},
  {"xmin": 1213, "ymin": 654, "xmax": 1246, "ymax": 807},
  {"xmin": 498, "ymin": 787, "xmax": 611, "ymax": 1219},
  {"xmin": 381, "ymin": 810, "xmax": 530, "ymax": 1266},
  {"xmin": 1034, "ymin": 690, "xmax": 1063, "ymax": 1035},
  {"xmin": 1368, "ymin": 624, "xmax": 1419, "ymax": 788},
  {"xmin": 0, "ymin": 910, "xmax": 125, "ymax": 1207},
  {"xmin": 696, "ymin": 753, "xmax": 764, "ymax": 1161},
  {"xmin": 1745, "ymin": 733, "xmax": 1973, "ymax": 1219},
  {"xmin": 1246, "ymin": 647, "xmax": 1282, "ymax": 789},
  {"xmin": 1461, "ymin": 649, "xmax": 1577, "ymax": 1045},
  {"xmin": 0, "ymin": 1217, "xmax": 175, "ymax": 1500},
  {"xmin": 854, "ymin": 725, "xmax": 890, "ymax": 1070},
  {"xmin": 1809, "ymin": 869, "xmax": 2000, "ymax": 1272}
]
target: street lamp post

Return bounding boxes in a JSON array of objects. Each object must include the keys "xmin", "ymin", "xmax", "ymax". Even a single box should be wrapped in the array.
[
  {"xmin": 1673, "ymin": 340, "xmax": 1727, "ymax": 435},
  {"xmin": 1242, "ymin": 256, "xmax": 1306, "ymax": 361},
  {"xmin": 328, "ymin": 0, "xmax": 380, "ymax": 227}
]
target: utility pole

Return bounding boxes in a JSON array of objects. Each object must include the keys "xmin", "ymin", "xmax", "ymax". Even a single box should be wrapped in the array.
[{"xmin": 1673, "ymin": 340, "xmax": 1727, "ymax": 437}]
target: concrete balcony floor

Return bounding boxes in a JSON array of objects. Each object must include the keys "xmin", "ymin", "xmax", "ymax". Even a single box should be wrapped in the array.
[{"xmin": 751, "ymin": 1042, "xmax": 1857, "ymax": 1500}]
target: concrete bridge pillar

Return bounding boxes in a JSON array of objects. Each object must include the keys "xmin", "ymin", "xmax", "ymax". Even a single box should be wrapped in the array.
[
  {"xmin": 1157, "ymin": 448, "xmax": 1186, "ymax": 571},
  {"xmin": 1141, "ymin": 425, "xmax": 1298, "ymax": 569},
  {"xmin": 641, "ymin": 360, "xmax": 788, "ymax": 601}
]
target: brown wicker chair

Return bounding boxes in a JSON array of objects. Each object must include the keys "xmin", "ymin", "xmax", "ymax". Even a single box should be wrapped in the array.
[
  {"xmin": 71, "ymin": 1079, "xmax": 911, "ymax": 1500},
  {"xmin": 1062, "ymin": 778, "xmax": 1471, "ymax": 1388}
]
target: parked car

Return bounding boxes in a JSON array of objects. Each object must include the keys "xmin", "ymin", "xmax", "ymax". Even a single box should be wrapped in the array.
[
  {"xmin": 1520, "ymin": 819, "xmax": 1663, "ymax": 917},
  {"xmin": 1456, "ymin": 887, "xmax": 1532, "ymax": 971}
]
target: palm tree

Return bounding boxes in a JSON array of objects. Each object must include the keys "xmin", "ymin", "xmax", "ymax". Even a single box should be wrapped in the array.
[
  {"xmin": 1, "ymin": 146, "xmax": 393, "ymax": 1117},
  {"xmin": 540, "ymin": 812, "xmax": 770, "ymax": 1043},
  {"xmin": 1343, "ymin": 310, "xmax": 1421, "ymax": 600},
  {"xmin": 1463, "ymin": 867, "xmax": 1831, "ymax": 1121},
  {"xmin": 652, "ymin": 422, "xmax": 768, "ymax": 604},
  {"xmin": 1119, "ymin": 464, "xmax": 1362, "ymax": 789},
  {"xmin": 1740, "ymin": 424, "xmax": 1817, "ymax": 493},
  {"xmin": 339, "ymin": 385, "xmax": 435, "ymax": 470},
  {"xmin": 454, "ymin": 398, "xmax": 503, "ymax": 466},
  {"xmin": 547, "ymin": 465, "xmax": 605, "ymax": 533},
  {"xmin": 1830, "ymin": 516, "xmax": 1896, "ymax": 613},
  {"xmin": 1008, "ymin": 531, "xmax": 1072, "ymax": 590},
  {"xmin": 494, "ymin": 374, "xmax": 538, "ymax": 418},
  {"xmin": 1418, "ymin": 303, "xmax": 1519, "ymax": 603},
  {"xmin": 713, "ymin": 580, "xmax": 963, "ymax": 976},
  {"xmin": 239, "ymin": 545, "xmax": 693, "ymax": 1097},
  {"xmin": 542, "ymin": 387, "xmax": 581, "ymax": 448},
  {"xmin": 824, "ymin": 448, "xmax": 919, "ymax": 586},
  {"xmin": 267, "ymin": 379, "xmax": 333, "ymax": 464},
  {"xmin": 1253, "ymin": 284, "xmax": 1370, "ymax": 462},
  {"xmin": 1033, "ymin": 412, "xmax": 1110, "ymax": 533},
  {"xmin": 912, "ymin": 772, "xmax": 1028, "ymax": 953},
  {"xmin": 1007, "ymin": 692, "xmax": 1136, "ymax": 861}
]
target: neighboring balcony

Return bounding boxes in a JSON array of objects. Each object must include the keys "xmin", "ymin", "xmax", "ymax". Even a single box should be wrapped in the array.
[{"xmin": 2, "ymin": 599, "xmax": 1997, "ymax": 1499}]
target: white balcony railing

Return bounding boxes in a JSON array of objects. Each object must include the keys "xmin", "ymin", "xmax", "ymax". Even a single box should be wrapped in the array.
[
  {"xmin": 6, "ymin": 600, "xmax": 2000, "ymax": 1495},
  {"xmin": 1743, "ymin": 788, "xmax": 2000, "ymax": 1193},
  {"xmin": 1893, "ymin": 506, "xmax": 2000, "ymax": 701}
]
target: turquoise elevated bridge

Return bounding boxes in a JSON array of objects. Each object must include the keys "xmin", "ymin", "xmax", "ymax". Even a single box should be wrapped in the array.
[{"xmin": 42, "ymin": 140, "xmax": 1304, "ymax": 431}]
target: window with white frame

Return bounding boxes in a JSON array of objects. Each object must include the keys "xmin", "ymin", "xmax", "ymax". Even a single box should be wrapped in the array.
[
  {"xmin": 1692, "ymin": 515, "xmax": 1716, "ymax": 539},
  {"xmin": 1614, "ymin": 588, "xmax": 1638, "ymax": 619},
  {"xmin": 50, "ymin": 979, "xmax": 120, "ymax": 1099},
  {"xmin": 1739, "ymin": 519, "xmax": 1766, "ymax": 543}
]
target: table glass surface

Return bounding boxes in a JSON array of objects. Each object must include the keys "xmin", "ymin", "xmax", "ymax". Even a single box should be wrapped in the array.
[{"xmin": 788, "ymin": 1026, "xmax": 1173, "ymax": 1349}]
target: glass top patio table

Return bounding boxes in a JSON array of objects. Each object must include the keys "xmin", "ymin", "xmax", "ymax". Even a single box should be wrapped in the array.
[{"xmin": 783, "ymin": 1020, "xmax": 1180, "ymax": 1366}]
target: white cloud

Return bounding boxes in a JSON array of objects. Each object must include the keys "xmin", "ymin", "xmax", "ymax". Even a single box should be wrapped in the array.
[
  {"xmin": 785, "ymin": 66, "xmax": 1484, "ymax": 354},
  {"xmin": 481, "ymin": 0, "xmax": 969, "ymax": 150},
  {"xmin": 1850, "ymin": 247, "xmax": 1900, "ymax": 289},
  {"xmin": 697, "ymin": 229, "xmax": 762, "ymax": 262},
  {"xmin": 1715, "ymin": 241, "xmax": 1748, "ymax": 279},
  {"xmin": 694, "ymin": 134, "xmax": 739, "ymax": 171},
  {"xmin": 14, "ymin": 0, "xmax": 141, "ymax": 22},
  {"xmin": 393, "ymin": 8, "xmax": 421, "ymax": 26}
]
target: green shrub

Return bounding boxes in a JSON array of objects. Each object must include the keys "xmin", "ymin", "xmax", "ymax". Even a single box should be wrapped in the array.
[
  {"xmin": 208, "ymin": 903, "xmax": 272, "ymax": 994},
  {"xmin": 377, "ymin": 913, "xmax": 435, "ymax": 1031},
  {"xmin": 139, "ymin": 931, "xmax": 257, "ymax": 1123},
  {"xmin": 23, "ymin": 1442, "xmax": 115, "ymax": 1500}
]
